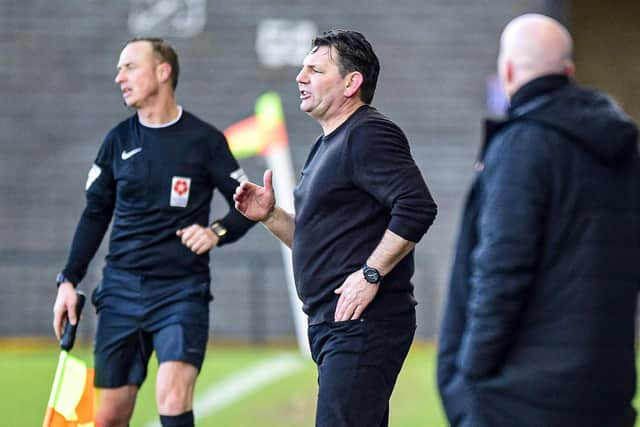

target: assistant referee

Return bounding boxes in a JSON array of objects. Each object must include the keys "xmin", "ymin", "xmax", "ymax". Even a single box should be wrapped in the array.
[{"xmin": 52, "ymin": 38, "xmax": 254, "ymax": 427}]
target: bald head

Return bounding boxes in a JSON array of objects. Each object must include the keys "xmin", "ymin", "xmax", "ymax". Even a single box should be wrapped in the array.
[{"xmin": 498, "ymin": 14, "xmax": 574, "ymax": 98}]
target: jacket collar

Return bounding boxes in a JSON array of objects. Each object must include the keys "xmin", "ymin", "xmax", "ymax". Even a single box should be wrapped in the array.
[
  {"xmin": 477, "ymin": 75, "xmax": 571, "ymax": 165},
  {"xmin": 508, "ymin": 74, "xmax": 570, "ymax": 116}
]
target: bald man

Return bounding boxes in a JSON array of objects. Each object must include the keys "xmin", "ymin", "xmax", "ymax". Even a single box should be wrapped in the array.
[{"xmin": 437, "ymin": 14, "xmax": 640, "ymax": 427}]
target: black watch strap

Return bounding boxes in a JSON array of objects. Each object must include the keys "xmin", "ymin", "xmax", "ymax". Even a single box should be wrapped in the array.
[
  {"xmin": 56, "ymin": 272, "xmax": 73, "ymax": 288},
  {"xmin": 362, "ymin": 264, "xmax": 382, "ymax": 284}
]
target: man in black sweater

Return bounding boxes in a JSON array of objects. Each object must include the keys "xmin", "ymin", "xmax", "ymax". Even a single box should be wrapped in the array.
[
  {"xmin": 52, "ymin": 38, "xmax": 254, "ymax": 427},
  {"xmin": 235, "ymin": 30, "xmax": 437, "ymax": 427},
  {"xmin": 437, "ymin": 14, "xmax": 640, "ymax": 427}
]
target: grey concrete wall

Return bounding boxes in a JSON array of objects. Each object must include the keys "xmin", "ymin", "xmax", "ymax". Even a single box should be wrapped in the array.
[{"xmin": 0, "ymin": 0, "xmax": 550, "ymax": 342}]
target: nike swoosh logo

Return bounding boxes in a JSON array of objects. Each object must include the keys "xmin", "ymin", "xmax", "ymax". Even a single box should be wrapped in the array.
[{"xmin": 121, "ymin": 148, "xmax": 142, "ymax": 160}]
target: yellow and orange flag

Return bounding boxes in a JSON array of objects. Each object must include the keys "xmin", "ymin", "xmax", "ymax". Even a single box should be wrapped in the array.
[
  {"xmin": 44, "ymin": 292, "xmax": 95, "ymax": 427},
  {"xmin": 224, "ymin": 91, "xmax": 310, "ymax": 356},
  {"xmin": 43, "ymin": 351, "xmax": 95, "ymax": 427},
  {"xmin": 224, "ymin": 91, "xmax": 288, "ymax": 159}
]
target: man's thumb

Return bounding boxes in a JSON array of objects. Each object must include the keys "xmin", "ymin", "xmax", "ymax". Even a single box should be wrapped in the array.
[{"xmin": 264, "ymin": 169, "xmax": 273, "ymax": 192}]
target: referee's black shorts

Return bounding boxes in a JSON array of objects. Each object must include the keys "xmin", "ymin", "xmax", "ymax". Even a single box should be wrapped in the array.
[{"xmin": 91, "ymin": 265, "xmax": 211, "ymax": 388}]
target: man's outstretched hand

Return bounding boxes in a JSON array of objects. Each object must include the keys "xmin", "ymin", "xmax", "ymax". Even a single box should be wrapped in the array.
[{"xmin": 234, "ymin": 169, "xmax": 276, "ymax": 222}]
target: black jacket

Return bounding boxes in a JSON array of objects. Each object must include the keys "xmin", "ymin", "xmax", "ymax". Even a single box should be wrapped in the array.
[{"xmin": 437, "ymin": 75, "xmax": 640, "ymax": 427}]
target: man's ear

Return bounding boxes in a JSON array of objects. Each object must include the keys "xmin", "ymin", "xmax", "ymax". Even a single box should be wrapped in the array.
[
  {"xmin": 498, "ymin": 58, "xmax": 515, "ymax": 98},
  {"xmin": 564, "ymin": 61, "xmax": 575, "ymax": 78},
  {"xmin": 157, "ymin": 62, "xmax": 172, "ymax": 84},
  {"xmin": 503, "ymin": 59, "xmax": 514, "ymax": 85},
  {"xmin": 344, "ymin": 72, "xmax": 364, "ymax": 98}
]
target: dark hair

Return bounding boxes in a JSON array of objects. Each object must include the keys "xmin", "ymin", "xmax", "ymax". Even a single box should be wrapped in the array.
[
  {"xmin": 125, "ymin": 37, "xmax": 180, "ymax": 91},
  {"xmin": 312, "ymin": 30, "xmax": 380, "ymax": 104}
]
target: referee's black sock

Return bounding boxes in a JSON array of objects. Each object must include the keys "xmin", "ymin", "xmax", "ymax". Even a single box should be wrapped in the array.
[{"xmin": 159, "ymin": 410, "xmax": 194, "ymax": 427}]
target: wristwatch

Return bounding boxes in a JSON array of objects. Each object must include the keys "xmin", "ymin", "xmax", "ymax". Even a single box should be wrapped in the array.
[
  {"xmin": 362, "ymin": 264, "xmax": 382, "ymax": 285},
  {"xmin": 56, "ymin": 272, "xmax": 71, "ymax": 288},
  {"xmin": 210, "ymin": 221, "xmax": 228, "ymax": 238}
]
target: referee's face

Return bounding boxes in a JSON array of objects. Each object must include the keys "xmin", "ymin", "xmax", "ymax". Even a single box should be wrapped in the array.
[{"xmin": 115, "ymin": 41, "xmax": 163, "ymax": 110}]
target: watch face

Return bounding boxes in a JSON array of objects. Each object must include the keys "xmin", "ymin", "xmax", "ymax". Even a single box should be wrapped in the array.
[
  {"xmin": 363, "ymin": 267, "xmax": 380, "ymax": 283},
  {"xmin": 211, "ymin": 223, "xmax": 227, "ymax": 237}
]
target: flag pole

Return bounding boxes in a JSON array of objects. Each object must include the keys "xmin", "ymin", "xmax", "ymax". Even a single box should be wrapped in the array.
[
  {"xmin": 43, "ymin": 291, "xmax": 95, "ymax": 427},
  {"xmin": 226, "ymin": 92, "xmax": 310, "ymax": 357},
  {"xmin": 264, "ymin": 146, "xmax": 310, "ymax": 357}
]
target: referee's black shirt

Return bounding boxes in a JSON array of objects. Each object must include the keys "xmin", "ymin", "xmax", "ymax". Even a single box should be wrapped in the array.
[{"xmin": 62, "ymin": 109, "xmax": 254, "ymax": 285}]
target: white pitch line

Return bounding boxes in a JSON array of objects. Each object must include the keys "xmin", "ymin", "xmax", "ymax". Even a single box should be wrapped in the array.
[{"xmin": 142, "ymin": 353, "xmax": 305, "ymax": 427}]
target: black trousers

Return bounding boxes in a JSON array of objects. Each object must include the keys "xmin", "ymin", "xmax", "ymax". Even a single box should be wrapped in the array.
[{"xmin": 308, "ymin": 310, "xmax": 416, "ymax": 427}]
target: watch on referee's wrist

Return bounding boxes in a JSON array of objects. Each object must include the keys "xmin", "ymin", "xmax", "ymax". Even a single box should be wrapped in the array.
[
  {"xmin": 210, "ymin": 221, "xmax": 228, "ymax": 238},
  {"xmin": 56, "ymin": 272, "xmax": 71, "ymax": 288},
  {"xmin": 362, "ymin": 264, "xmax": 382, "ymax": 285}
]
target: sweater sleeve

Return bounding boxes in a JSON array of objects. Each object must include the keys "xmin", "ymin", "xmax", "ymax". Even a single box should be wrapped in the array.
[
  {"xmin": 349, "ymin": 120, "xmax": 437, "ymax": 242},
  {"xmin": 61, "ymin": 137, "xmax": 116, "ymax": 286},
  {"xmin": 456, "ymin": 124, "xmax": 550, "ymax": 379},
  {"xmin": 206, "ymin": 130, "xmax": 256, "ymax": 246}
]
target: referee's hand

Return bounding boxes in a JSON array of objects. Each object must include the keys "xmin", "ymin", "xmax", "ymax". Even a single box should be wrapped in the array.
[
  {"xmin": 177, "ymin": 224, "xmax": 219, "ymax": 255},
  {"xmin": 53, "ymin": 282, "xmax": 78, "ymax": 341}
]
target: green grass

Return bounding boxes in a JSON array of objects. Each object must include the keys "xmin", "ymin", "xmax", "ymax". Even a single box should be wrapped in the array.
[
  {"xmin": 7, "ymin": 341, "xmax": 640, "ymax": 426},
  {"xmin": 1, "ymin": 341, "xmax": 445, "ymax": 426}
]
